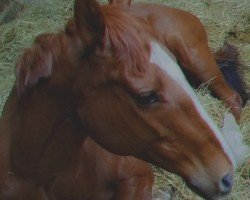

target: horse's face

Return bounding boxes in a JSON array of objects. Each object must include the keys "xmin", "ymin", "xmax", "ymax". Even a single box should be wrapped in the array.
[
  {"xmin": 71, "ymin": 0, "xmax": 237, "ymax": 199},
  {"xmin": 77, "ymin": 47, "xmax": 235, "ymax": 199}
]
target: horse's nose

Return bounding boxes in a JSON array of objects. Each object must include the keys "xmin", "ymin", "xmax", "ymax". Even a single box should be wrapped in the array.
[{"xmin": 219, "ymin": 173, "xmax": 233, "ymax": 194}]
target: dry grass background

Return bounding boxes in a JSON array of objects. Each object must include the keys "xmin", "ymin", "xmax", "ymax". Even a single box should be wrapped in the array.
[{"xmin": 0, "ymin": 0, "xmax": 249, "ymax": 199}]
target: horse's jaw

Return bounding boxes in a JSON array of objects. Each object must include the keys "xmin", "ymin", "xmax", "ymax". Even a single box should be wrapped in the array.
[{"xmin": 144, "ymin": 138, "xmax": 234, "ymax": 200}]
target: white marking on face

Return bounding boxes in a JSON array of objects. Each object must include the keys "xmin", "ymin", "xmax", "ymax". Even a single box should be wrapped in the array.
[
  {"xmin": 150, "ymin": 41, "xmax": 237, "ymax": 168},
  {"xmin": 221, "ymin": 113, "xmax": 249, "ymax": 165}
]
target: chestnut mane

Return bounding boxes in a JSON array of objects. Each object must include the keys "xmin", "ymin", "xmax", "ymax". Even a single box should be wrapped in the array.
[
  {"xmin": 103, "ymin": 6, "xmax": 154, "ymax": 76},
  {"xmin": 16, "ymin": 33, "xmax": 69, "ymax": 96},
  {"xmin": 16, "ymin": 7, "xmax": 155, "ymax": 95}
]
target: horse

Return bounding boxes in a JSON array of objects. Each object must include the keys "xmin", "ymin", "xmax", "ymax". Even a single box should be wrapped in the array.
[{"xmin": 0, "ymin": 0, "xmax": 248, "ymax": 199}]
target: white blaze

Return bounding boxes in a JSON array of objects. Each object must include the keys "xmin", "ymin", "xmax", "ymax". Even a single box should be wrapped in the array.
[
  {"xmin": 221, "ymin": 113, "xmax": 249, "ymax": 165},
  {"xmin": 150, "ymin": 41, "xmax": 237, "ymax": 168}
]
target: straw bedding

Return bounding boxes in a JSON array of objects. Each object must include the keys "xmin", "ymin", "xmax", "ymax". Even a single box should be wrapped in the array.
[{"xmin": 0, "ymin": 0, "xmax": 249, "ymax": 199}]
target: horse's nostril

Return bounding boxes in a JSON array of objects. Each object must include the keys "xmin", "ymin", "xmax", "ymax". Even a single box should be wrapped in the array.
[{"xmin": 220, "ymin": 173, "xmax": 233, "ymax": 194}]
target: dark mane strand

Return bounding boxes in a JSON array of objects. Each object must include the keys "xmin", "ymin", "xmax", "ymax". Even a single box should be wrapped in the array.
[{"xmin": 214, "ymin": 44, "xmax": 249, "ymax": 106}]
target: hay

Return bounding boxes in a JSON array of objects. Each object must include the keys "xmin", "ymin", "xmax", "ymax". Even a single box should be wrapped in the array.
[{"xmin": 0, "ymin": 0, "xmax": 249, "ymax": 199}]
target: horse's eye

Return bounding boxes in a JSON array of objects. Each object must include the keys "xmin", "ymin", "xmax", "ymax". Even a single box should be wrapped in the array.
[{"xmin": 135, "ymin": 91, "xmax": 159, "ymax": 106}]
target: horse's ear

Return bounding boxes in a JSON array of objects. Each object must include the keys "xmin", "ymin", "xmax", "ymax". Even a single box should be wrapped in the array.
[
  {"xmin": 74, "ymin": 0, "xmax": 106, "ymax": 48},
  {"xmin": 108, "ymin": 0, "xmax": 131, "ymax": 6},
  {"xmin": 16, "ymin": 44, "xmax": 52, "ymax": 96}
]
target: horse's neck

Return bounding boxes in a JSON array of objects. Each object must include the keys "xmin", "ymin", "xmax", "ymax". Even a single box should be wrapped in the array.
[
  {"xmin": 3, "ymin": 86, "xmax": 86, "ymax": 184},
  {"xmin": 0, "ymin": 88, "xmax": 19, "ymax": 190}
]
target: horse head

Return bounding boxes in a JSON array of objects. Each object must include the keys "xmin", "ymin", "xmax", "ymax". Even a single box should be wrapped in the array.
[{"xmin": 15, "ymin": 0, "xmax": 243, "ymax": 199}]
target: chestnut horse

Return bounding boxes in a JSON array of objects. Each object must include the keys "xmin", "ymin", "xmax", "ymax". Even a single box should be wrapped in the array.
[{"xmin": 0, "ymin": 0, "xmax": 248, "ymax": 199}]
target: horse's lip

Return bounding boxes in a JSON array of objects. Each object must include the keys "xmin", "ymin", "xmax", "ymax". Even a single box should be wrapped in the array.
[{"xmin": 185, "ymin": 180, "xmax": 230, "ymax": 200}]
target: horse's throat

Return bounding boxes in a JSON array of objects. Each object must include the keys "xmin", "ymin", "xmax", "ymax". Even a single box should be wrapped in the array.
[{"xmin": 8, "ymin": 87, "xmax": 85, "ymax": 184}]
